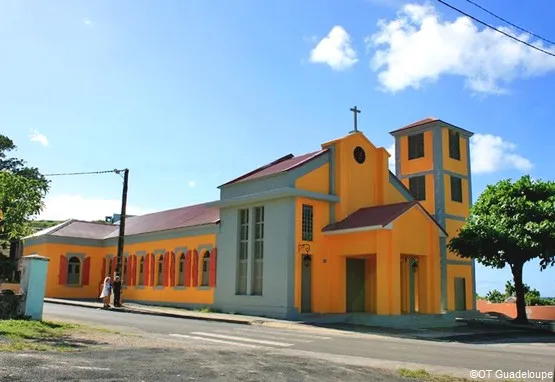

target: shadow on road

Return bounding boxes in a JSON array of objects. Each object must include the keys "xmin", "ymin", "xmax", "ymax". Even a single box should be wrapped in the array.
[{"xmin": 308, "ymin": 322, "xmax": 555, "ymax": 344}]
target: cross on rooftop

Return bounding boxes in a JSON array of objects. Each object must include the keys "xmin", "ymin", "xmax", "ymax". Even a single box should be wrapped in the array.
[{"xmin": 350, "ymin": 106, "xmax": 361, "ymax": 133}]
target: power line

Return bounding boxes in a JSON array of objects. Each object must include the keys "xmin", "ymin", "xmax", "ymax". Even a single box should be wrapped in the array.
[
  {"xmin": 435, "ymin": 0, "xmax": 555, "ymax": 58},
  {"xmin": 43, "ymin": 169, "xmax": 123, "ymax": 177},
  {"xmin": 463, "ymin": 0, "xmax": 555, "ymax": 46}
]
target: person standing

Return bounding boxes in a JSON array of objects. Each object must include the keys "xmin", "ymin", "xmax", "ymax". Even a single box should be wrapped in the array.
[
  {"xmin": 99, "ymin": 277, "xmax": 112, "ymax": 308},
  {"xmin": 113, "ymin": 276, "xmax": 122, "ymax": 307}
]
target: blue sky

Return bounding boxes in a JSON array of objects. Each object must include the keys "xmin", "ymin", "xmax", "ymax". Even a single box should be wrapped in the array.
[{"xmin": 1, "ymin": 0, "xmax": 554, "ymax": 296}]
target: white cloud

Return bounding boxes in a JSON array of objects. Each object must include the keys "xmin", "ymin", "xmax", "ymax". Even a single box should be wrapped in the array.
[
  {"xmin": 386, "ymin": 143, "xmax": 396, "ymax": 172},
  {"xmin": 309, "ymin": 26, "xmax": 358, "ymax": 71},
  {"xmin": 83, "ymin": 18, "xmax": 94, "ymax": 27},
  {"xmin": 28, "ymin": 129, "xmax": 49, "ymax": 147},
  {"xmin": 367, "ymin": 3, "xmax": 555, "ymax": 94},
  {"xmin": 38, "ymin": 194, "xmax": 153, "ymax": 221},
  {"xmin": 470, "ymin": 133, "xmax": 532, "ymax": 174},
  {"xmin": 187, "ymin": 180, "xmax": 197, "ymax": 188}
]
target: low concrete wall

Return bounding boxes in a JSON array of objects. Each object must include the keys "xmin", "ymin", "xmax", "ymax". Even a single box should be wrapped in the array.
[
  {"xmin": 0, "ymin": 293, "xmax": 25, "ymax": 319},
  {"xmin": 0, "ymin": 282, "xmax": 20, "ymax": 294},
  {"xmin": 477, "ymin": 299, "xmax": 555, "ymax": 321}
]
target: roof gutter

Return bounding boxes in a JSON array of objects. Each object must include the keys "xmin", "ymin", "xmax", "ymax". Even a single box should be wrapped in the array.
[{"xmin": 322, "ymin": 223, "xmax": 393, "ymax": 236}]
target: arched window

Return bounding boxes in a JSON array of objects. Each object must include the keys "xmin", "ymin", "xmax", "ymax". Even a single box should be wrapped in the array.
[
  {"xmin": 178, "ymin": 253, "xmax": 186, "ymax": 286},
  {"xmin": 157, "ymin": 255, "xmax": 164, "ymax": 286},
  {"xmin": 138, "ymin": 257, "xmax": 145, "ymax": 286},
  {"xmin": 67, "ymin": 257, "xmax": 81, "ymax": 285},
  {"xmin": 201, "ymin": 252, "xmax": 210, "ymax": 287}
]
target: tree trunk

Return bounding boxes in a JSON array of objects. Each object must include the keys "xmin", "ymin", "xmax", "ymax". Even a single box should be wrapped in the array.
[{"xmin": 511, "ymin": 263, "xmax": 528, "ymax": 325}]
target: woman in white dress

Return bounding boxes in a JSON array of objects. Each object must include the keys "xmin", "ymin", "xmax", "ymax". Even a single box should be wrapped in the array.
[{"xmin": 99, "ymin": 276, "xmax": 112, "ymax": 308}]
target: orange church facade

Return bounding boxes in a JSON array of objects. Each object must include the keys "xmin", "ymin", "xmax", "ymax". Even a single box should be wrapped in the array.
[{"xmin": 22, "ymin": 116, "xmax": 475, "ymax": 320}]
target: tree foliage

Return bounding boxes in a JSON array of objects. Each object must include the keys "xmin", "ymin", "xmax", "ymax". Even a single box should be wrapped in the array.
[
  {"xmin": 0, "ymin": 135, "xmax": 49, "ymax": 192},
  {"xmin": 0, "ymin": 135, "xmax": 49, "ymax": 249},
  {"xmin": 482, "ymin": 281, "xmax": 555, "ymax": 306},
  {"xmin": 448, "ymin": 175, "xmax": 555, "ymax": 324}
]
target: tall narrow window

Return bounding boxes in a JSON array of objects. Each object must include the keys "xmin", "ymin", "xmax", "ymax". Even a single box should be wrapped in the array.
[
  {"xmin": 408, "ymin": 133, "xmax": 425, "ymax": 160},
  {"xmin": 107, "ymin": 257, "xmax": 112, "ymax": 278},
  {"xmin": 157, "ymin": 255, "xmax": 164, "ymax": 286},
  {"xmin": 409, "ymin": 176, "xmax": 426, "ymax": 201},
  {"xmin": 252, "ymin": 206, "xmax": 264, "ymax": 295},
  {"xmin": 178, "ymin": 253, "xmax": 185, "ymax": 286},
  {"xmin": 122, "ymin": 257, "xmax": 128, "ymax": 285},
  {"xmin": 236, "ymin": 208, "xmax": 249, "ymax": 294},
  {"xmin": 201, "ymin": 252, "xmax": 210, "ymax": 286},
  {"xmin": 67, "ymin": 257, "xmax": 80, "ymax": 285},
  {"xmin": 302, "ymin": 205, "xmax": 313, "ymax": 241},
  {"xmin": 138, "ymin": 257, "xmax": 144, "ymax": 286},
  {"xmin": 451, "ymin": 175, "xmax": 463, "ymax": 202},
  {"xmin": 449, "ymin": 130, "xmax": 461, "ymax": 160}
]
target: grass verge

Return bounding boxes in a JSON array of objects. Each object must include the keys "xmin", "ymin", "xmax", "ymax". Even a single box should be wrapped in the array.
[
  {"xmin": 398, "ymin": 368, "xmax": 471, "ymax": 381},
  {"xmin": 0, "ymin": 319, "xmax": 103, "ymax": 352}
]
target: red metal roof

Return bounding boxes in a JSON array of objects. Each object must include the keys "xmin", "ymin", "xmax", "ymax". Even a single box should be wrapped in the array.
[
  {"xmin": 221, "ymin": 149, "xmax": 329, "ymax": 186},
  {"xmin": 51, "ymin": 221, "xmax": 118, "ymax": 239},
  {"xmin": 322, "ymin": 201, "xmax": 447, "ymax": 236},
  {"xmin": 389, "ymin": 116, "xmax": 473, "ymax": 136},
  {"xmin": 29, "ymin": 203, "xmax": 220, "ymax": 240},
  {"xmin": 389, "ymin": 117, "xmax": 438, "ymax": 134},
  {"xmin": 104, "ymin": 202, "xmax": 219, "ymax": 238}
]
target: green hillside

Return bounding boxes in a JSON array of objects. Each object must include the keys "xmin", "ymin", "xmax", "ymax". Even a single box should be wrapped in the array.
[
  {"xmin": 28, "ymin": 219, "xmax": 112, "ymax": 233},
  {"xmin": 29, "ymin": 220, "xmax": 63, "ymax": 231}
]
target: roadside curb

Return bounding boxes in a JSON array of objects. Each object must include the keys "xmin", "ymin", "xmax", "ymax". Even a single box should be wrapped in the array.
[
  {"xmin": 457, "ymin": 318, "xmax": 555, "ymax": 334},
  {"xmin": 43, "ymin": 299, "xmax": 352, "ymax": 335},
  {"xmin": 44, "ymin": 298, "xmax": 256, "ymax": 326},
  {"xmin": 112, "ymin": 307, "xmax": 255, "ymax": 326}
]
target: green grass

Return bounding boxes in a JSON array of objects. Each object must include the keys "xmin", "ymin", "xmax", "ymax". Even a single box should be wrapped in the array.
[
  {"xmin": 398, "ymin": 368, "xmax": 520, "ymax": 382},
  {"xmin": 194, "ymin": 306, "xmax": 217, "ymax": 313},
  {"xmin": 398, "ymin": 368, "xmax": 468, "ymax": 381},
  {"xmin": 0, "ymin": 319, "xmax": 80, "ymax": 352}
]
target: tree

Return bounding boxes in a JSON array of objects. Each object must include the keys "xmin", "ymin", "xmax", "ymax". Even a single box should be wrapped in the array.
[
  {"xmin": 0, "ymin": 135, "xmax": 48, "ymax": 192},
  {"xmin": 0, "ymin": 135, "xmax": 49, "ymax": 249},
  {"xmin": 0, "ymin": 171, "xmax": 47, "ymax": 243},
  {"xmin": 448, "ymin": 175, "xmax": 555, "ymax": 324},
  {"xmin": 484, "ymin": 289, "xmax": 505, "ymax": 303},
  {"xmin": 482, "ymin": 281, "xmax": 555, "ymax": 306}
]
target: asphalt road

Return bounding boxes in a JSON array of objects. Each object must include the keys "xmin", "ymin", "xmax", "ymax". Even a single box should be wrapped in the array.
[
  {"xmin": 0, "ymin": 346, "xmax": 405, "ymax": 382},
  {"xmin": 43, "ymin": 303, "xmax": 555, "ymax": 378}
]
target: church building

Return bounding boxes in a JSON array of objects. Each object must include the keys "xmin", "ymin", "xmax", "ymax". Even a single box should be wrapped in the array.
[{"xmin": 22, "ymin": 115, "xmax": 475, "ymax": 320}]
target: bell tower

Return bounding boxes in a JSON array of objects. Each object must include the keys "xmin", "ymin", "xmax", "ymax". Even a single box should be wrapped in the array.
[{"xmin": 389, "ymin": 117, "xmax": 475, "ymax": 313}]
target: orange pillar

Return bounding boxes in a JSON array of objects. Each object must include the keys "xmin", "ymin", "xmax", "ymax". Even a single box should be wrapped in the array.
[
  {"xmin": 376, "ymin": 230, "xmax": 401, "ymax": 315},
  {"xmin": 390, "ymin": 229, "xmax": 401, "ymax": 315}
]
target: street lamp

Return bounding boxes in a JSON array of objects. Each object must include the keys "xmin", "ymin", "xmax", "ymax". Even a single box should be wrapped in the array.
[
  {"xmin": 298, "ymin": 244, "xmax": 311, "ymax": 267},
  {"xmin": 410, "ymin": 257, "xmax": 419, "ymax": 269}
]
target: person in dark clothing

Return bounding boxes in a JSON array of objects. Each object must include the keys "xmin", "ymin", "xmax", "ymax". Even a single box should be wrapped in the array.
[{"xmin": 112, "ymin": 276, "xmax": 122, "ymax": 307}]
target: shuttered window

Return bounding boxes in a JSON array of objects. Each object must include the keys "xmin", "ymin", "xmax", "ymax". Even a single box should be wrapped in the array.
[
  {"xmin": 449, "ymin": 130, "xmax": 461, "ymax": 160},
  {"xmin": 451, "ymin": 175, "xmax": 463, "ymax": 202},
  {"xmin": 408, "ymin": 133, "xmax": 425, "ymax": 159},
  {"xmin": 409, "ymin": 176, "xmax": 426, "ymax": 200}
]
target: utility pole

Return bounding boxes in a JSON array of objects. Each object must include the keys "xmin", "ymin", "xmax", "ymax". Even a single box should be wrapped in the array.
[
  {"xmin": 41, "ymin": 168, "xmax": 130, "ymax": 282},
  {"xmin": 115, "ymin": 169, "xmax": 129, "ymax": 279}
]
